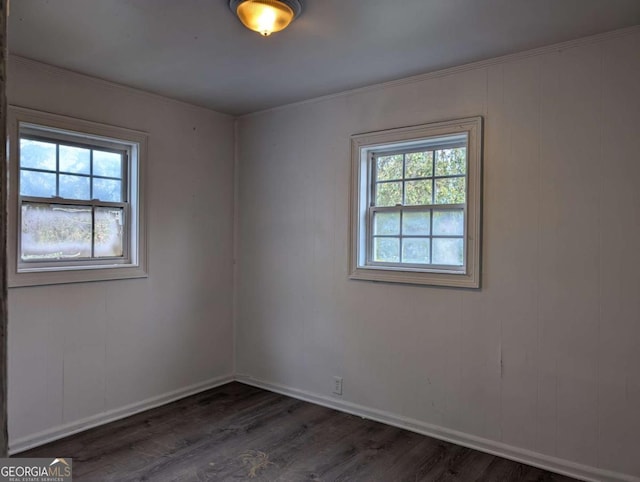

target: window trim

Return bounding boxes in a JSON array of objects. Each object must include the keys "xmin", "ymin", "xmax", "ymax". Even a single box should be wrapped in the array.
[
  {"xmin": 7, "ymin": 106, "xmax": 148, "ymax": 287},
  {"xmin": 349, "ymin": 117, "xmax": 483, "ymax": 288}
]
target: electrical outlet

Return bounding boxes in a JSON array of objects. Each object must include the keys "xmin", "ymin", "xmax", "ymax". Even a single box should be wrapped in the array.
[{"xmin": 333, "ymin": 376, "xmax": 343, "ymax": 395}]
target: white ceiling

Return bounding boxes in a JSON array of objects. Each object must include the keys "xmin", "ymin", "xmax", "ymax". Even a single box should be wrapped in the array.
[{"xmin": 8, "ymin": 0, "xmax": 640, "ymax": 115}]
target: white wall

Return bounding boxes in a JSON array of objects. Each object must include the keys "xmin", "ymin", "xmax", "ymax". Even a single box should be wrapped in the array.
[
  {"xmin": 7, "ymin": 27, "xmax": 640, "ymax": 481},
  {"xmin": 236, "ymin": 29, "xmax": 640, "ymax": 480},
  {"xmin": 7, "ymin": 57, "xmax": 235, "ymax": 450}
]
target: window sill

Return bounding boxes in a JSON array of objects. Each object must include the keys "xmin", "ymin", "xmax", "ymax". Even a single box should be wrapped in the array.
[
  {"xmin": 348, "ymin": 265, "xmax": 480, "ymax": 288},
  {"xmin": 8, "ymin": 264, "xmax": 148, "ymax": 288}
]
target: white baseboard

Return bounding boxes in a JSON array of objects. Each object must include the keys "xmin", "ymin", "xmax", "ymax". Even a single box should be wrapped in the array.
[
  {"xmin": 9, "ymin": 372, "xmax": 638, "ymax": 482},
  {"xmin": 8, "ymin": 374, "xmax": 234, "ymax": 455},
  {"xmin": 235, "ymin": 374, "xmax": 639, "ymax": 482}
]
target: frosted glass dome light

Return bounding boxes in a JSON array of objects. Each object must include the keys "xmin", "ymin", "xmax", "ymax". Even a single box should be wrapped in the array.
[{"xmin": 229, "ymin": 0, "xmax": 303, "ymax": 36}]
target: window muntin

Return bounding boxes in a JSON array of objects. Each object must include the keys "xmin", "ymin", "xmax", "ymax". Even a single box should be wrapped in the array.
[
  {"xmin": 349, "ymin": 117, "xmax": 482, "ymax": 288},
  {"xmin": 7, "ymin": 106, "xmax": 148, "ymax": 287},
  {"xmin": 368, "ymin": 143, "xmax": 467, "ymax": 270},
  {"xmin": 18, "ymin": 130, "xmax": 130, "ymax": 266}
]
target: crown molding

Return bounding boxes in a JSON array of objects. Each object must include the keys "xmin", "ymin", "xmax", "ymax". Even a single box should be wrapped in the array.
[
  {"xmin": 8, "ymin": 54, "xmax": 235, "ymax": 120},
  {"xmin": 9, "ymin": 24, "xmax": 640, "ymax": 120},
  {"xmin": 240, "ymin": 24, "xmax": 640, "ymax": 119}
]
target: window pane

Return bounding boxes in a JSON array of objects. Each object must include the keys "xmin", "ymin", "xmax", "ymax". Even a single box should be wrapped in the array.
[
  {"xmin": 95, "ymin": 207, "xmax": 124, "ymax": 257},
  {"xmin": 435, "ymin": 148, "xmax": 466, "ymax": 176},
  {"xmin": 20, "ymin": 139, "xmax": 56, "ymax": 171},
  {"xmin": 402, "ymin": 211, "xmax": 430, "ymax": 235},
  {"xmin": 373, "ymin": 237, "xmax": 399, "ymax": 262},
  {"xmin": 432, "ymin": 238, "xmax": 464, "ymax": 266},
  {"xmin": 93, "ymin": 178, "xmax": 122, "ymax": 202},
  {"xmin": 375, "ymin": 182, "xmax": 402, "ymax": 207},
  {"xmin": 405, "ymin": 151, "xmax": 432, "ymax": 178},
  {"xmin": 21, "ymin": 203, "xmax": 92, "ymax": 260},
  {"xmin": 59, "ymin": 174, "xmax": 90, "ymax": 200},
  {"xmin": 405, "ymin": 180, "xmax": 432, "ymax": 205},
  {"xmin": 402, "ymin": 238, "xmax": 430, "ymax": 264},
  {"xmin": 59, "ymin": 145, "xmax": 90, "ymax": 174},
  {"xmin": 375, "ymin": 154, "xmax": 403, "ymax": 181},
  {"xmin": 373, "ymin": 212, "xmax": 400, "ymax": 235},
  {"xmin": 434, "ymin": 177, "xmax": 465, "ymax": 204},
  {"xmin": 432, "ymin": 210, "xmax": 464, "ymax": 236},
  {"xmin": 93, "ymin": 150, "xmax": 122, "ymax": 178},
  {"xmin": 20, "ymin": 170, "xmax": 56, "ymax": 197}
]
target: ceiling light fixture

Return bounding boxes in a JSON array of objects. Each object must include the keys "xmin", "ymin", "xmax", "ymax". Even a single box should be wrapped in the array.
[{"xmin": 229, "ymin": 0, "xmax": 303, "ymax": 37}]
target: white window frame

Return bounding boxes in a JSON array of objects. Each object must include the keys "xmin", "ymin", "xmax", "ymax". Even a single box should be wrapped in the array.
[
  {"xmin": 7, "ymin": 106, "xmax": 148, "ymax": 287},
  {"xmin": 349, "ymin": 117, "xmax": 482, "ymax": 288}
]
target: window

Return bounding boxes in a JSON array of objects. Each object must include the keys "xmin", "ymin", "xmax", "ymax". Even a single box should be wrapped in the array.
[
  {"xmin": 8, "ymin": 106, "xmax": 147, "ymax": 286},
  {"xmin": 349, "ymin": 117, "xmax": 482, "ymax": 288}
]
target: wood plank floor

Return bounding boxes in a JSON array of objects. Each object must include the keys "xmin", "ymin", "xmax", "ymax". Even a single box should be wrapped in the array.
[{"xmin": 17, "ymin": 382, "xmax": 578, "ymax": 481}]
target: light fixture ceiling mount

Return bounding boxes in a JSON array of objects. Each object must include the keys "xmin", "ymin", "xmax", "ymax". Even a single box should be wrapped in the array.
[{"xmin": 229, "ymin": 0, "xmax": 303, "ymax": 37}]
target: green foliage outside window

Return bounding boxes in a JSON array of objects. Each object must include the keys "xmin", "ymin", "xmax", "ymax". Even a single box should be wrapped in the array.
[
  {"xmin": 375, "ymin": 148, "xmax": 466, "ymax": 207},
  {"xmin": 372, "ymin": 147, "xmax": 466, "ymax": 265}
]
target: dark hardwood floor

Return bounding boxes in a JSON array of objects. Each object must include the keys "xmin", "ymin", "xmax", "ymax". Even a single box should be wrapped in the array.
[{"xmin": 18, "ymin": 382, "xmax": 578, "ymax": 481}]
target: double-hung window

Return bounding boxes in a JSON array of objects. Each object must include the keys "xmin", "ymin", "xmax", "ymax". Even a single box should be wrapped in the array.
[
  {"xmin": 350, "ymin": 117, "xmax": 482, "ymax": 288},
  {"xmin": 8, "ymin": 106, "xmax": 147, "ymax": 286}
]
